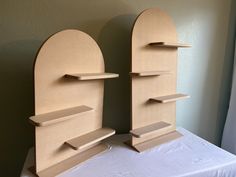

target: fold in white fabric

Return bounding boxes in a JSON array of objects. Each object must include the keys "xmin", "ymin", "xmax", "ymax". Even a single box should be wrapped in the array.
[{"xmin": 21, "ymin": 128, "xmax": 236, "ymax": 177}]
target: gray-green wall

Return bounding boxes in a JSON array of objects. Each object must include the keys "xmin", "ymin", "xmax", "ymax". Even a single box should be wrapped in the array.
[{"xmin": 0, "ymin": 0, "xmax": 234, "ymax": 176}]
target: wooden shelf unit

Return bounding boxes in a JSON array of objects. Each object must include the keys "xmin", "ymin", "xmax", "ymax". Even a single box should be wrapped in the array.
[
  {"xmin": 29, "ymin": 105, "xmax": 93, "ymax": 127},
  {"xmin": 129, "ymin": 8, "xmax": 191, "ymax": 152},
  {"xmin": 130, "ymin": 121, "xmax": 171, "ymax": 138},
  {"xmin": 65, "ymin": 128, "xmax": 115, "ymax": 150},
  {"xmin": 29, "ymin": 29, "xmax": 118, "ymax": 175},
  {"xmin": 130, "ymin": 71, "xmax": 171, "ymax": 77},
  {"xmin": 65, "ymin": 73, "xmax": 119, "ymax": 80},
  {"xmin": 149, "ymin": 42, "xmax": 191, "ymax": 48},
  {"xmin": 150, "ymin": 94, "xmax": 190, "ymax": 103}
]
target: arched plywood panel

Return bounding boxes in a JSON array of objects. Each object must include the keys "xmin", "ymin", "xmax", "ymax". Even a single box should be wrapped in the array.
[
  {"xmin": 34, "ymin": 29, "xmax": 104, "ymax": 114},
  {"xmin": 130, "ymin": 8, "xmax": 190, "ymax": 152},
  {"xmin": 30, "ymin": 29, "xmax": 118, "ymax": 175}
]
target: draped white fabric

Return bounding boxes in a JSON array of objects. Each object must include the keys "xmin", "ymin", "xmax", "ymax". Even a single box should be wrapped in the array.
[
  {"xmin": 222, "ymin": 43, "xmax": 236, "ymax": 154},
  {"xmin": 21, "ymin": 128, "xmax": 236, "ymax": 177}
]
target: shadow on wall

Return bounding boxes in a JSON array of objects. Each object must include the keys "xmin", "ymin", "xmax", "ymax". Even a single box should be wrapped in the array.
[
  {"xmin": 0, "ymin": 2, "xmax": 136, "ymax": 175},
  {"xmin": 0, "ymin": 40, "xmax": 39, "ymax": 176},
  {"xmin": 217, "ymin": 0, "xmax": 236, "ymax": 146},
  {"xmin": 97, "ymin": 14, "xmax": 137, "ymax": 133}
]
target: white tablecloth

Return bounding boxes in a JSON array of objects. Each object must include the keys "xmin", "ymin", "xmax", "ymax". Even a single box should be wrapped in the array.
[{"xmin": 21, "ymin": 128, "xmax": 236, "ymax": 177}]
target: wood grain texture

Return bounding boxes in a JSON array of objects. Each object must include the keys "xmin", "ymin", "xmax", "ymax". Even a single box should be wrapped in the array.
[
  {"xmin": 65, "ymin": 128, "xmax": 115, "ymax": 150},
  {"xmin": 130, "ymin": 121, "xmax": 171, "ymax": 138},
  {"xmin": 130, "ymin": 8, "xmax": 190, "ymax": 150},
  {"xmin": 64, "ymin": 73, "xmax": 119, "ymax": 80},
  {"xmin": 29, "ymin": 105, "xmax": 93, "ymax": 127},
  {"xmin": 149, "ymin": 42, "xmax": 191, "ymax": 47},
  {"xmin": 130, "ymin": 71, "xmax": 171, "ymax": 77},
  {"xmin": 150, "ymin": 94, "xmax": 190, "ymax": 103},
  {"xmin": 32, "ymin": 29, "xmax": 117, "ymax": 172},
  {"xmin": 133, "ymin": 131, "xmax": 183, "ymax": 152}
]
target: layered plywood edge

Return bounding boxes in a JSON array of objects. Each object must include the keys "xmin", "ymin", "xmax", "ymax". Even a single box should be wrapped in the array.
[
  {"xmin": 129, "ymin": 8, "xmax": 190, "ymax": 152},
  {"xmin": 29, "ymin": 29, "xmax": 118, "ymax": 176}
]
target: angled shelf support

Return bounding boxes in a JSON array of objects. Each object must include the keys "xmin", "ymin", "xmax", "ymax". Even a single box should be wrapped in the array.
[
  {"xmin": 29, "ymin": 144, "xmax": 108, "ymax": 177},
  {"xmin": 65, "ymin": 73, "xmax": 119, "ymax": 80}
]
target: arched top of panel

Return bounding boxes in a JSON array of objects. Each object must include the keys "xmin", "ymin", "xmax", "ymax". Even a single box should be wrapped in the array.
[
  {"xmin": 34, "ymin": 29, "xmax": 105, "ymax": 78},
  {"xmin": 132, "ymin": 8, "xmax": 177, "ymax": 47},
  {"xmin": 33, "ymin": 29, "xmax": 106, "ymax": 114}
]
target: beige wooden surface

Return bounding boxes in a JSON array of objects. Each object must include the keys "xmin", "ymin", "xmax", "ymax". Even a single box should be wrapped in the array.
[
  {"xmin": 130, "ymin": 8, "xmax": 189, "ymax": 150},
  {"xmin": 130, "ymin": 71, "xmax": 171, "ymax": 77},
  {"xmin": 133, "ymin": 131, "xmax": 183, "ymax": 152},
  {"xmin": 35, "ymin": 143, "xmax": 108, "ymax": 177},
  {"xmin": 149, "ymin": 42, "xmax": 191, "ymax": 47},
  {"xmin": 29, "ymin": 105, "xmax": 93, "ymax": 127},
  {"xmin": 64, "ymin": 73, "xmax": 119, "ymax": 80},
  {"xmin": 150, "ymin": 94, "xmax": 190, "ymax": 103},
  {"xmin": 32, "ymin": 29, "xmax": 117, "ymax": 173},
  {"xmin": 65, "ymin": 128, "xmax": 115, "ymax": 150},
  {"xmin": 130, "ymin": 121, "xmax": 171, "ymax": 138}
]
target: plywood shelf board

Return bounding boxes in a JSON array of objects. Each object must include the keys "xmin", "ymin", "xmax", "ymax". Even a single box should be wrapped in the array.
[
  {"xmin": 150, "ymin": 93, "xmax": 190, "ymax": 103},
  {"xmin": 130, "ymin": 121, "xmax": 171, "ymax": 138},
  {"xmin": 133, "ymin": 130, "xmax": 183, "ymax": 152},
  {"xmin": 65, "ymin": 73, "xmax": 119, "ymax": 80},
  {"xmin": 65, "ymin": 128, "xmax": 115, "ymax": 150},
  {"xmin": 30, "ymin": 143, "xmax": 108, "ymax": 177},
  {"xmin": 130, "ymin": 71, "xmax": 171, "ymax": 77},
  {"xmin": 149, "ymin": 42, "xmax": 191, "ymax": 48},
  {"xmin": 29, "ymin": 105, "xmax": 93, "ymax": 127}
]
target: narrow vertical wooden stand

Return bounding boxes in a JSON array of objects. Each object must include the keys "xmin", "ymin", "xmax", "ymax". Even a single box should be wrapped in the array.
[
  {"xmin": 29, "ymin": 29, "xmax": 119, "ymax": 176},
  {"xmin": 129, "ymin": 8, "xmax": 191, "ymax": 152}
]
